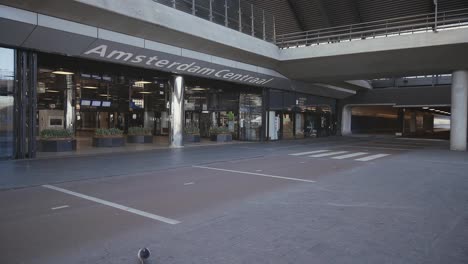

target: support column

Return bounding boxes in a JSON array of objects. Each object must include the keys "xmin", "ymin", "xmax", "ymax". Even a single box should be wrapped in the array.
[
  {"xmin": 450, "ymin": 70, "xmax": 468, "ymax": 151},
  {"xmin": 409, "ymin": 110, "xmax": 417, "ymax": 134},
  {"xmin": 341, "ymin": 105, "xmax": 352, "ymax": 136},
  {"xmin": 169, "ymin": 75, "xmax": 185, "ymax": 148}
]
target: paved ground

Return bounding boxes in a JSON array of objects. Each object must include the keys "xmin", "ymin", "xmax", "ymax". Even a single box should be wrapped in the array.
[{"xmin": 0, "ymin": 136, "xmax": 467, "ymax": 264}]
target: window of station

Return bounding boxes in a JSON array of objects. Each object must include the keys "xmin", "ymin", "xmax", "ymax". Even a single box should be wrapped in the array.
[
  {"xmin": 36, "ymin": 53, "xmax": 171, "ymax": 150},
  {"xmin": 0, "ymin": 47, "xmax": 15, "ymax": 159}
]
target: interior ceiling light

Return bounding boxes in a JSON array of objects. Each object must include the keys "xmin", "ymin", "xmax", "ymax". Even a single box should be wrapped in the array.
[
  {"xmin": 429, "ymin": 109, "xmax": 435, "ymax": 111},
  {"xmin": 135, "ymin": 80, "xmax": 152, "ymax": 85},
  {"xmin": 46, "ymin": 90, "xmax": 60, "ymax": 93},
  {"xmin": 139, "ymin": 91, "xmax": 152, "ymax": 94},
  {"xmin": 52, "ymin": 70, "xmax": 74, "ymax": 75},
  {"xmin": 422, "ymin": 107, "xmax": 429, "ymax": 109},
  {"xmin": 192, "ymin": 88, "xmax": 206, "ymax": 91},
  {"xmin": 99, "ymin": 94, "xmax": 110, "ymax": 97},
  {"xmin": 82, "ymin": 86, "xmax": 98, "ymax": 89}
]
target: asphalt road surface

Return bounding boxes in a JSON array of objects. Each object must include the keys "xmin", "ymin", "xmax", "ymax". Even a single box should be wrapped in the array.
[{"xmin": 0, "ymin": 136, "xmax": 467, "ymax": 264}]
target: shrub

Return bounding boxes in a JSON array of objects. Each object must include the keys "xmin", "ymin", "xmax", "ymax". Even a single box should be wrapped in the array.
[
  {"xmin": 128, "ymin": 127, "xmax": 152, "ymax": 136},
  {"xmin": 184, "ymin": 123, "xmax": 200, "ymax": 135},
  {"xmin": 95, "ymin": 128, "xmax": 123, "ymax": 137},
  {"xmin": 209, "ymin": 126, "xmax": 230, "ymax": 135},
  {"xmin": 40, "ymin": 129, "xmax": 73, "ymax": 139}
]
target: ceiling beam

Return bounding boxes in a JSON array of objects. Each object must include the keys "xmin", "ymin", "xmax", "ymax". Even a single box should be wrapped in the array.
[
  {"xmin": 286, "ymin": 0, "xmax": 307, "ymax": 31},
  {"xmin": 350, "ymin": 0, "xmax": 362, "ymax": 23},
  {"xmin": 314, "ymin": 0, "xmax": 332, "ymax": 27}
]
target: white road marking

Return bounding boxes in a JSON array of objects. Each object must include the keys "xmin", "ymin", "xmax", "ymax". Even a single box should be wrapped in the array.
[
  {"xmin": 51, "ymin": 205, "xmax": 69, "ymax": 210},
  {"xmin": 192, "ymin": 166, "xmax": 316, "ymax": 183},
  {"xmin": 355, "ymin": 154, "xmax": 390, "ymax": 161},
  {"xmin": 42, "ymin": 185, "xmax": 180, "ymax": 225},
  {"xmin": 351, "ymin": 145, "xmax": 412, "ymax": 151},
  {"xmin": 310, "ymin": 151, "xmax": 348, "ymax": 158},
  {"xmin": 332, "ymin": 152, "xmax": 368, "ymax": 160},
  {"xmin": 184, "ymin": 182, "xmax": 195, "ymax": 185},
  {"xmin": 288, "ymin": 150, "xmax": 329, "ymax": 156}
]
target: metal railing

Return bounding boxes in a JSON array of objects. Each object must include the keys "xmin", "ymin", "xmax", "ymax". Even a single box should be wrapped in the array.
[
  {"xmin": 276, "ymin": 8, "xmax": 468, "ymax": 49},
  {"xmin": 153, "ymin": 0, "xmax": 276, "ymax": 43}
]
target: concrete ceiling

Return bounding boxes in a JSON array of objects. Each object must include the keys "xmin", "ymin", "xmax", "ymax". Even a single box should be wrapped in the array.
[{"xmin": 252, "ymin": 0, "xmax": 468, "ymax": 35}]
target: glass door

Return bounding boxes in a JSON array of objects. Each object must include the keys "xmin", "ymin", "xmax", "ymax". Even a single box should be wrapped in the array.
[{"xmin": 0, "ymin": 48, "xmax": 15, "ymax": 159}]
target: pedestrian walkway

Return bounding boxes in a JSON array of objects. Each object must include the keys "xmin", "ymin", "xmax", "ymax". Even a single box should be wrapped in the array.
[{"xmin": 288, "ymin": 150, "xmax": 391, "ymax": 161}]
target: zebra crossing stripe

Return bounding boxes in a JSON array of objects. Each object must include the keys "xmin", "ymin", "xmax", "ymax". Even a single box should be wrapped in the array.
[
  {"xmin": 355, "ymin": 154, "xmax": 390, "ymax": 161},
  {"xmin": 332, "ymin": 152, "xmax": 368, "ymax": 160},
  {"xmin": 310, "ymin": 151, "xmax": 348, "ymax": 158},
  {"xmin": 289, "ymin": 150, "xmax": 330, "ymax": 156}
]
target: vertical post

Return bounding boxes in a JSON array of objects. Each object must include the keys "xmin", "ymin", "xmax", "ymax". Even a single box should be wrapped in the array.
[
  {"xmin": 273, "ymin": 16, "xmax": 276, "ymax": 43},
  {"xmin": 251, "ymin": 3, "xmax": 254, "ymax": 36},
  {"xmin": 28, "ymin": 52, "xmax": 37, "ymax": 158},
  {"xmin": 169, "ymin": 75, "xmax": 185, "ymax": 148},
  {"xmin": 434, "ymin": 0, "xmax": 438, "ymax": 32},
  {"xmin": 238, "ymin": 0, "xmax": 242, "ymax": 32},
  {"xmin": 16, "ymin": 51, "xmax": 27, "ymax": 159},
  {"xmin": 192, "ymin": 0, "xmax": 195, "ymax": 15},
  {"xmin": 172, "ymin": 0, "xmax": 176, "ymax": 8},
  {"xmin": 450, "ymin": 70, "xmax": 468, "ymax": 151},
  {"xmin": 224, "ymin": 0, "xmax": 228, "ymax": 27},
  {"xmin": 209, "ymin": 0, "xmax": 213, "ymax": 21},
  {"xmin": 341, "ymin": 105, "xmax": 352, "ymax": 136},
  {"xmin": 262, "ymin": 9, "xmax": 266, "ymax": 40}
]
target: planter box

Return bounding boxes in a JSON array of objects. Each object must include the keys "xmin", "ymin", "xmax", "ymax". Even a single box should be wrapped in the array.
[
  {"xmin": 92, "ymin": 136, "xmax": 125, "ymax": 147},
  {"xmin": 39, "ymin": 139, "xmax": 76, "ymax": 152},
  {"xmin": 184, "ymin": 134, "xmax": 201, "ymax": 143},
  {"xmin": 127, "ymin": 135, "xmax": 153, "ymax": 144},
  {"xmin": 210, "ymin": 134, "xmax": 232, "ymax": 142}
]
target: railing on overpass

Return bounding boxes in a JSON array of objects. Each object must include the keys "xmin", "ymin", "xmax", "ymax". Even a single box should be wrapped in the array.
[
  {"xmin": 153, "ymin": 0, "xmax": 276, "ymax": 43},
  {"xmin": 276, "ymin": 8, "xmax": 468, "ymax": 49}
]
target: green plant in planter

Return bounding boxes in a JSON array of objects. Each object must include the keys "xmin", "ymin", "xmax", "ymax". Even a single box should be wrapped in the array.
[
  {"xmin": 184, "ymin": 123, "xmax": 200, "ymax": 135},
  {"xmin": 209, "ymin": 126, "xmax": 230, "ymax": 135},
  {"xmin": 227, "ymin": 111, "xmax": 235, "ymax": 121},
  {"xmin": 128, "ymin": 127, "xmax": 152, "ymax": 136},
  {"xmin": 40, "ymin": 129, "xmax": 73, "ymax": 139},
  {"xmin": 95, "ymin": 128, "xmax": 123, "ymax": 137}
]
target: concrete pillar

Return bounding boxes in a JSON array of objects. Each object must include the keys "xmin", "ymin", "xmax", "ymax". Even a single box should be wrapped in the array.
[
  {"xmin": 409, "ymin": 111, "xmax": 417, "ymax": 134},
  {"xmin": 169, "ymin": 75, "xmax": 185, "ymax": 148},
  {"xmin": 450, "ymin": 70, "xmax": 468, "ymax": 151},
  {"xmin": 341, "ymin": 105, "xmax": 352, "ymax": 135}
]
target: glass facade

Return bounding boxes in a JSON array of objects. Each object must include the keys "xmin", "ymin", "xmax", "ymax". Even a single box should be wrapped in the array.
[
  {"xmin": 0, "ymin": 48, "xmax": 15, "ymax": 159},
  {"xmin": 0, "ymin": 48, "xmax": 338, "ymax": 159},
  {"xmin": 267, "ymin": 89, "xmax": 336, "ymax": 140}
]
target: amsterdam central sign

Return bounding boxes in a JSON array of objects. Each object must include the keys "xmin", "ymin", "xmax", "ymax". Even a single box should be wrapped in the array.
[{"xmin": 81, "ymin": 41, "xmax": 290, "ymax": 89}]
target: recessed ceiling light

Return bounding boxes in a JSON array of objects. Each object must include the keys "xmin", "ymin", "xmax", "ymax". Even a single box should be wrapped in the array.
[
  {"xmin": 52, "ymin": 70, "xmax": 74, "ymax": 75},
  {"xmin": 135, "ymin": 81, "xmax": 151, "ymax": 85},
  {"xmin": 83, "ymin": 86, "xmax": 98, "ymax": 89}
]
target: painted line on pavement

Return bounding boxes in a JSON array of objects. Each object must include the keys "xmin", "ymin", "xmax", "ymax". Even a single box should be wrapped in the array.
[
  {"xmin": 192, "ymin": 166, "xmax": 316, "ymax": 183},
  {"xmin": 289, "ymin": 150, "xmax": 329, "ymax": 156},
  {"xmin": 51, "ymin": 205, "xmax": 69, "ymax": 210},
  {"xmin": 349, "ymin": 145, "xmax": 412, "ymax": 151},
  {"xmin": 332, "ymin": 152, "xmax": 368, "ymax": 160},
  {"xmin": 42, "ymin": 185, "xmax": 180, "ymax": 225},
  {"xmin": 310, "ymin": 151, "xmax": 348, "ymax": 158},
  {"xmin": 355, "ymin": 154, "xmax": 390, "ymax": 162}
]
